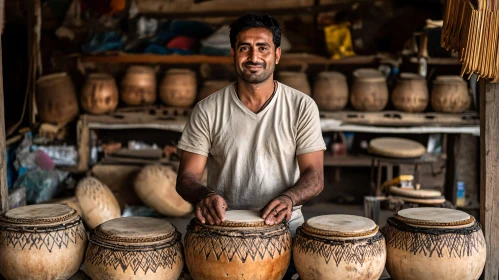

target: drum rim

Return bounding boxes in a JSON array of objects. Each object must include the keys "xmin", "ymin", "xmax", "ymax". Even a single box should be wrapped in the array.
[
  {"xmin": 368, "ymin": 137, "xmax": 426, "ymax": 158},
  {"xmin": 301, "ymin": 222, "xmax": 379, "ymax": 239},
  {"xmin": 89, "ymin": 230, "xmax": 181, "ymax": 250},
  {"xmin": 392, "ymin": 195, "xmax": 446, "ymax": 205},
  {"xmin": 188, "ymin": 219, "xmax": 289, "ymax": 236},
  {"xmin": 385, "ymin": 216, "xmax": 481, "ymax": 232},
  {"xmin": 0, "ymin": 216, "xmax": 83, "ymax": 232},
  {"xmin": 296, "ymin": 226, "xmax": 384, "ymax": 243},
  {"xmin": 394, "ymin": 212, "xmax": 475, "ymax": 227},
  {"xmin": 389, "ymin": 186, "xmax": 442, "ymax": 198},
  {"xmin": 0, "ymin": 204, "xmax": 79, "ymax": 226}
]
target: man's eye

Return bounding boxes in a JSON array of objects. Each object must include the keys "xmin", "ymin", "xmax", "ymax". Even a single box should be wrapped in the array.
[
  {"xmin": 240, "ymin": 46, "xmax": 248, "ymax": 51},
  {"xmin": 260, "ymin": 47, "xmax": 268, "ymax": 51}
]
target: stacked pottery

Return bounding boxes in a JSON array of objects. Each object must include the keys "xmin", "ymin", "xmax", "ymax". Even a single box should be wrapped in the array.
[
  {"xmin": 36, "ymin": 73, "xmax": 79, "ymax": 125},
  {"xmin": 121, "ymin": 66, "xmax": 157, "ymax": 106},
  {"xmin": 85, "ymin": 217, "xmax": 184, "ymax": 280},
  {"xmin": 350, "ymin": 68, "xmax": 388, "ymax": 111},
  {"xmin": 391, "ymin": 73, "xmax": 429, "ymax": 113},
  {"xmin": 431, "ymin": 75, "xmax": 470, "ymax": 113},
  {"xmin": 0, "ymin": 204, "xmax": 87, "ymax": 280},
  {"xmin": 278, "ymin": 71, "xmax": 311, "ymax": 95},
  {"xmin": 160, "ymin": 69, "xmax": 197, "ymax": 107},
  {"xmin": 198, "ymin": 80, "xmax": 230, "ymax": 101},
  {"xmin": 81, "ymin": 73, "xmax": 119, "ymax": 114},
  {"xmin": 75, "ymin": 177, "xmax": 121, "ymax": 229},
  {"xmin": 134, "ymin": 165, "xmax": 192, "ymax": 217},
  {"xmin": 313, "ymin": 71, "xmax": 348, "ymax": 111}
]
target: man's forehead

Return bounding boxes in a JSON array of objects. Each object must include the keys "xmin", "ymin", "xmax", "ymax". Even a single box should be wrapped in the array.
[{"xmin": 236, "ymin": 28, "xmax": 273, "ymax": 44}]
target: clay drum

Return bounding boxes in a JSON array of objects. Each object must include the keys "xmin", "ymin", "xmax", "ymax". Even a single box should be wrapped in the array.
[
  {"xmin": 389, "ymin": 187, "xmax": 445, "ymax": 204},
  {"xmin": 134, "ymin": 165, "xmax": 192, "ymax": 217},
  {"xmin": 313, "ymin": 71, "xmax": 348, "ymax": 111},
  {"xmin": 0, "ymin": 204, "xmax": 87, "ymax": 280},
  {"xmin": 81, "ymin": 73, "xmax": 119, "ymax": 114},
  {"xmin": 184, "ymin": 210, "xmax": 291, "ymax": 280},
  {"xmin": 160, "ymin": 69, "xmax": 197, "ymax": 107},
  {"xmin": 85, "ymin": 217, "xmax": 184, "ymax": 280},
  {"xmin": 431, "ymin": 75, "xmax": 470, "ymax": 113},
  {"xmin": 391, "ymin": 73, "xmax": 429, "ymax": 113},
  {"xmin": 278, "ymin": 71, "xmax": 311, "ymax": 95},
  {"xmin": 36, "ymin": 73, "xmax": 79, "ymax": 125},
  {"xmin": 294, "ymin": 214, "xmax": 386, "ymax": 280},
  {"xmin": 350, "ymin": 69, "xmax": 388, "ymax": 111},
  {"xmin": 121, "ymin": 66, "xmax": 157, "ymax": 106},
  {"xmin": 383, "ymin": 208, "xmax": 486, "ymax": 280},
  {"xmin": 76, "ymin": 177, "xmax": 121, "ymax": 229}
]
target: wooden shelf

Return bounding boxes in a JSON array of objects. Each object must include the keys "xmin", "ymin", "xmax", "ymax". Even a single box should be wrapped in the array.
[
  {"xmin": 409, "ymin": 56, "xmax": 461, "ymax": 66},
  {"xmin": 324, "ymin": 154, "xmax": 374, "ymax": 167},
  {"xmin": 80, "ymin": 53, "xmax": 384, "ymax": 65}
]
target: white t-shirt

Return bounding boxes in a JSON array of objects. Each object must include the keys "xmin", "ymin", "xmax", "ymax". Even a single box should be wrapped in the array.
[{"xmin": 178, "ymin": 82, "xmax": 326, "ymax": 212}]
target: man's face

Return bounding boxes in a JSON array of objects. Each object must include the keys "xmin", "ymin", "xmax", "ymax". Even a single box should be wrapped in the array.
[{"xmin": 231, "ymin": 28, "xmax": 281, "ymax": 84}]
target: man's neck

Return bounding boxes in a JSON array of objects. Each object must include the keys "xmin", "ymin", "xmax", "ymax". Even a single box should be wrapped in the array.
[{"xmin": 236, "ymin": 78, "xmax": 276, "ymax": 113}]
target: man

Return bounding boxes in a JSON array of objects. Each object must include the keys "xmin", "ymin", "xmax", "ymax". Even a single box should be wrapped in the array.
[{"xmin": 176, "ymin": 14, "xmax": 325, "ymax": 235}]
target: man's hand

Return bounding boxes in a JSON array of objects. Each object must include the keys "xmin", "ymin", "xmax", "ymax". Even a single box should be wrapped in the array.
[
  {"xmin": 261, "ymin": 196, "xmax": 293, "ymax": 225},
  {"xmin": 195, "ymin": 193, "xmax": 227, "ymax": 225}
]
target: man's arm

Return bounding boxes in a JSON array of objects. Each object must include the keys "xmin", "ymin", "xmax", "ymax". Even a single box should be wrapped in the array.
[
  {"xmin": 176, "ymin": 151, "xmax": 227, "ymax": 225},
  {"xmin": 261, "ymin": 150, "xmax": 324, "ymax": 225}
]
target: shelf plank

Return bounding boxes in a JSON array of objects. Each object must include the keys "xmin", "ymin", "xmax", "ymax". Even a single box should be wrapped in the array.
[
  {"xmin": 409, "ymin": 56, "xmax": 461, "ymax": 66},
  {"xmin": 80, "ymin": 53, "xmax": 383, "ymax": 65}
]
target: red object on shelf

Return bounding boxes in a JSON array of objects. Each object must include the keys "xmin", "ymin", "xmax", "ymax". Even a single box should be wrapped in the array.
[{"xmin": 167, "ymin": 36, "xmax": 198, "ymax": 51}]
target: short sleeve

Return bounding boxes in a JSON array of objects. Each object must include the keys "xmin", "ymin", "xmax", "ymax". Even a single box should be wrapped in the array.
[
  {"xmin": 177, "ymin": 104, "xmax": 211, "ymax": 157},
  {"xmin": 296, "ymin": 99, "xmax": 326, "ymax": 155}
]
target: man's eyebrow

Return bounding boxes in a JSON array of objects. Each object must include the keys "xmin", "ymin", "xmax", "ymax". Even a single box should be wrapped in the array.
[
  {"xmin": 236, "ymin": 42, "xmax": 271, "ymax": 47},
  {"xmin": 256, "ymin": 42, "xmax": 271, "ymax": 47}
]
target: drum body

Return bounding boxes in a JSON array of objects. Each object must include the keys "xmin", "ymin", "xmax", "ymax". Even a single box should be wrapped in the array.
[
  {"xmin": 313, "ymin": 72, "xmax": 348, "ymax": 111},
  {"xmin": 431, "ymin": 76, "xmax": 470, "ymax": 113},
  {"xmin": 278, "ymin": 72, "xmax": 311, "ymax": 95},
  {"xmin": 184, "ymin": 210, "xmax": 291, "ymax": 280},
  {"xmin": 391, "ymin": 73, "xmax": 428, "ymax": 113},
  {"xmin": 160, "ymin": 69, "xmax": 197, "ymax": 107},
  {"xmin": 294, "ymin": 215, "xmax": 386, "ymax": 280},
  {"xmin": 86, "ymin": 217, "xmax": 183, "ymax": 280},
  {"xmin": 121, "ymin": 66, "xmax": 157, "ymax": 106},
  {"xmin": 36, "ymin": 73, "xmax": 79, "ymax": 125},
  {"xmin": 76, "ymin": 177, "xmax": 121, "ymax": 229},
  {"xmin": 81, "ymin": 73, "xmax": 119, "ymax": 114},
  {"xmin": 383, "ymin": 208, "xmax": 486, "ymax": 280},
  {"xmin": 0, "ymin": 204, "xmax": 87, "ymax": 280},
  {"xmin": 134, "ymin": 165, "xmax": 192, "ymax": 217},
  {"xmin": 350, "ymin": 69, "xmax": 388, "ymax": 112}
]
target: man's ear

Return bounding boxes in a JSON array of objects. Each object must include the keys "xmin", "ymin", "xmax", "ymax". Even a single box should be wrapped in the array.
[
  {"xmin": 275, "ymin": 47, "xmax": 282, "ymax": 64},
  {"xmin": 230, "ymin": 48, "xmax": 235, "ymax": 59}
]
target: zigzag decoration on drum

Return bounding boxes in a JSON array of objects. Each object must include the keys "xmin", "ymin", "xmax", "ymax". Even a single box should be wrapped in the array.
[
  {"xmin": 184, "ymin": 229, "xmax": 291, "ymax": 263},
  {"xmin": 383, "ymin": 218, "xmax": 486, "ymax": 258},
  {"xmin": 85, "ymin": 241, "xmax": 183, "ymax": 275},
  {"xmin": 294, "ymin": 231, "xmax": 385, "ymax": 266},
  {"xmin": 0, "ymin": 222, "xmax": 86, "ymax": 252}
]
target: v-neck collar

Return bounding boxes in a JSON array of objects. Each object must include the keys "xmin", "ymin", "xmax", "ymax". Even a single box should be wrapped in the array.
[{"xmin": 231, "ymin": 82, "xmax": 280, "ymax": 119}]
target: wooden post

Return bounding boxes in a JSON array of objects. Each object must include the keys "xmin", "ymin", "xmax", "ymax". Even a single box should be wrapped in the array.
[
  {"xmin": 480, "ymin": 81, "xmax": 499, "ymax": 280},
  {"xmin": 0, "ymin": 36, "xmax": 8, "ymax": 213}
]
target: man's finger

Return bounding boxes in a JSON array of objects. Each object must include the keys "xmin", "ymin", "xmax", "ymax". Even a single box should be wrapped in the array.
[
  {"xmin": 272, "ymin": 203, "xmax": 288, "ymax": 215},
  {"xmin": 195, "ymin": 206, "xmax": 206, "ymax": 224},
  {"xmin": 214, "ymin": 198, "xmax": 226, "ymax": 222},
  {"xmin": 261, "ymin": 200, "xmax": 280, "ymax": 219},
  {"xmin": 274, "ymin": 209, "xmax": 287, "ymax": 224},
  {"xmin": 265, "ymin": 213, "xmax": 276, "ymax": 225},
  {"xmin": 204, "ymin": 212, "xmax": 216, "ymax": 225},
  {"xmin": 285, "ymin": 210, "xmax": 292, "ymax": 222},
  {"xmin": 207, "ymin": 204, "xmax": 221, "ymax": 225}
]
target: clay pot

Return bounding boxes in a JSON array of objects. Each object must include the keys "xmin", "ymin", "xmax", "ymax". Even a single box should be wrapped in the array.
[
  {"xmin": 313, "ymin": 72, "xmax": 348, "ymax": 111},
  {"xmin": 185, "ymin": 210, "xmax": 291, "ymax": 280},
  {"xmin": 350, "ymin": 69, "xmax": 388, "ymax": 111},
  {"xmin": 391, "ymin": 73, "xmax": 429, "ymax": 113},
  {"xmin": 134, "ymin": 165, "xmax": 192, "ymax": 217},
  {"xmin": 36, "ymin": 73, "xmax": 79, "ymax": 125},
  {"xmin": 294, "ymin": 215, "xmax": 386, "ymax": 280},
  {"xmin": 0, "ymin": 204, "xmax": 87, "ymax": 280},
  {"xmin": 431, "ymin": 76, "xmax": 470, "ymax": 113},
  {"xmin": 121, "ymin": 66, "xmax": 157, "ymax": 106},
  {"xmin": 81, "ymin": 73, "xmax": 119, "ymax": 114},
  {"xmin": 160, "ymin": 69, "xmax": 197, "ymax": 107},
  {"xmin": 86, "ymin": 217, "xmax": 183, "ymax": 280},
  {"xmin": 278, "ymin": 71, "xmax": 311, "ymax": 95},
  {"xmin": 75, "ymin": 177, "xmax": 121, "ymax": 229},
  {"xmin": 198, "ymin": 80, "xmax": 230, "ymax": 101},
  {"xmin": 383, "ymin": 208, "xmax": 486, "ymax": 280}
]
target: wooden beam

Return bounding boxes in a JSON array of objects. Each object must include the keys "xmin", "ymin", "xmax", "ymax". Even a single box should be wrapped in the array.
[
  {"xmin": 0, "ymin": 36, "xmax": 8, "ymax": 213},
  {"xmin": 480, "ymin": 81, "xmax": 499, "ymax": 280}
]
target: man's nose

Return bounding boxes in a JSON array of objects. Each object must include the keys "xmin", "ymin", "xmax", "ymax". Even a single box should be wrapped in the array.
[{"xmin": 249, "ymin": 49, "xmax": 258, "ymax": 62}]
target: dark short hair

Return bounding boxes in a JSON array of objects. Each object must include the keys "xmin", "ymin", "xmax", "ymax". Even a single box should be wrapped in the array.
[{"xmin": 229, "ymin": 13, "xmax": 281, "ymax": 49}]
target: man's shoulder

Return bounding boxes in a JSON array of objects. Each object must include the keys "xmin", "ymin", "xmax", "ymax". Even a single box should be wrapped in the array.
[
  {"xmin": 278, "ymin": 82, "xmax": 317, "ymax": 109},
  {"xmin": 196, "ymin": 82, "xmax": 234, "ymax": 110}
]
